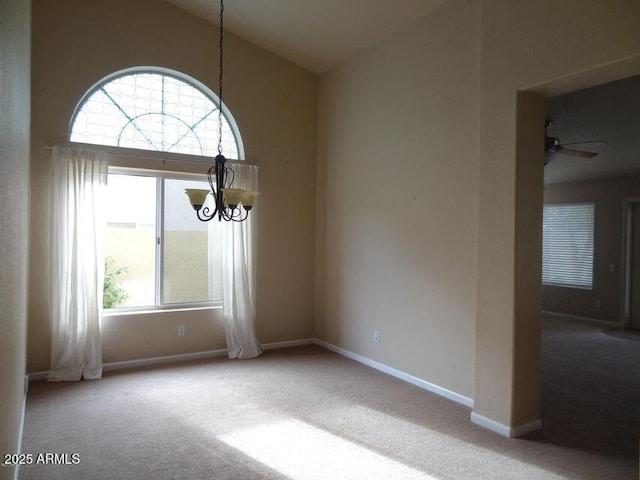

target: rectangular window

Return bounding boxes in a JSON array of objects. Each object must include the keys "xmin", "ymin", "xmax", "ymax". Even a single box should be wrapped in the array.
[
  {"xmin": 104, "ymin": 171, "xmax": 221, "ymax": 310},
  {"xmin": 542, "ymin": 203, "xmax": 594, "ymax": 289}
]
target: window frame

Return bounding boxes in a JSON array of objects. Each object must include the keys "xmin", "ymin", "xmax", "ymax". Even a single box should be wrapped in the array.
[
  {"xmin": 68, "ymin": 66, "xmax": 245, "ymax": 161},
  {"xmin": 104, "ymin": 167, "xmax": 223, "ymax": 313},
  {"xmin": 65, "ymin": 66, "xmax": 245, "ymax": 314},
  {"xmin": 542, "ymin": 202, "xmax": 595, "ymax": 290}
]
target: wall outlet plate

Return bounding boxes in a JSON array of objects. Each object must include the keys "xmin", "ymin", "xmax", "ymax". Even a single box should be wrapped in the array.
[{"xmin": 177, "ymin": 325, "xmax": 186, "ymax": 336}]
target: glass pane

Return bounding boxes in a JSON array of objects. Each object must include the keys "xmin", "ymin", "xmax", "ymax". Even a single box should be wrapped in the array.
[
  {"xmin": 104, "ymin": 174, "xmax": 157, "ymax": 308},
  {"xmin": 70, "ymin": 72, "xmax": 239, "ymax": 158},
  {"xmin": 163, "ymin": 178, "xmax": 222, "ymax": 304}
]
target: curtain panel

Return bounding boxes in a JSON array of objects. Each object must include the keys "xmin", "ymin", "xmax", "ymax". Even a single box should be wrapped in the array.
[
  {"xmin": 48, "ymin": 147, "xmax": 108, "ymax": 381},
  {"xmin": 221, "ymin": 163, "xmax": 262, "ymax": 359}
]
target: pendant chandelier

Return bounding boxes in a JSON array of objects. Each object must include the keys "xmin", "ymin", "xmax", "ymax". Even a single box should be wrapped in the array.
[{"xmin": 185, "ymin": 0, "xmax": 258, "ymax": 222}]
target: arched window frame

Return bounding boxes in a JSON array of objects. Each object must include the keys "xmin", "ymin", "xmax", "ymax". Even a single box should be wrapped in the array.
[
  {"xmin": 68, "ymin": 66, "xmax": 245, "ymax": 161},
  {"xmin": 64, "ymin": 67, "xmax": 250, "ymax": 312}
]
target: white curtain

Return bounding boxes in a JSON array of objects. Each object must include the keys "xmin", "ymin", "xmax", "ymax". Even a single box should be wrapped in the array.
[
  {"xmin": 49, "ymin": 147, "xmax": 108, "ymax": 381},
  {"xmin": 221, "ymin": 163, "xmax": 262, "ymax": 359}
]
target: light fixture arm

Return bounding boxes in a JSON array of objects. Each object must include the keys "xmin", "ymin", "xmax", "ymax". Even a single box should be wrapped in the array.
[{"xmin": 187, "ymin": 155, "xmax": 253, "ymax": 223}]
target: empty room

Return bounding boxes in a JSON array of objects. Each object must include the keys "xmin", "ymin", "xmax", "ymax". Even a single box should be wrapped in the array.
[{"xmin": 1, "ymin": 0, "xmax": 639, "ymax": 479}]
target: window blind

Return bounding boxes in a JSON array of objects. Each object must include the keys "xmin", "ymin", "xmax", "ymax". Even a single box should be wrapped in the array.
[{"xmin": 542, "ymin": 203, "xmax": 594, "ymax": 289}]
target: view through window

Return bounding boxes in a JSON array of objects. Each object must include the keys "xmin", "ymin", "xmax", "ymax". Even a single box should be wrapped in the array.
[
  {"xmin": 69, "ymin": 69, "xmax": 240, "ymax": 310},
  {"xmin": 104, "ymin": 173, "xmax": 222, "ymax": 309}
]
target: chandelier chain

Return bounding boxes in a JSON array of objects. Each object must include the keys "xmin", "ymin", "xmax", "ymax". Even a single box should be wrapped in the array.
[
  {"xmin": 217, "ymin": 0, "xmax": 224, "ymax": 155},
  {"xmin": 185, "ymin": 0, "xmax": 256, "ymax": 223}
]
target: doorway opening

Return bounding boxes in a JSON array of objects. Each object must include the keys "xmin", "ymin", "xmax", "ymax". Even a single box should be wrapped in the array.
[{"xmin": 519, "ymin": 69, "xmax": 640, "ymax": 462}]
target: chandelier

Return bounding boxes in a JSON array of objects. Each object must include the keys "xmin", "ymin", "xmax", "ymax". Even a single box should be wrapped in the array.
[{"xmin": 185, "ymin": 0, "xmax": 258, "ymax": 222}]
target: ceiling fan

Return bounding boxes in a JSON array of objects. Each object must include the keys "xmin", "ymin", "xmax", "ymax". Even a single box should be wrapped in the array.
[{"xmin": 544, "ymin": 120, "xmax": 607, "ymax": 165}]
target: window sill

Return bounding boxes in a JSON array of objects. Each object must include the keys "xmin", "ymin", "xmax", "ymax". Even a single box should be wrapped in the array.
[{"xmin": 103, "ymin": 304, "xmax": 222, "ymax": 317}]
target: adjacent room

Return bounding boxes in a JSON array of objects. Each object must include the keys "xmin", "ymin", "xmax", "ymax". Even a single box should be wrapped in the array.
[
  {"xmin": 1, "ymin": 0, "xmax": 639, "ymax": 479},
  {"xmin": 538, "ymin": 74, "xmax": 640, "ymax": 467}
]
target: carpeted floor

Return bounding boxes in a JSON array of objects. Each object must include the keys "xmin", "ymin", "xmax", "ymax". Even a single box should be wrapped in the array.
[
  {"xmin": 18, "ymin": 316, "xmax": 640, "ymax": 479},
  {"xmin": 524, "ymin": 316, "xmax": 640, "ymax": 464}
]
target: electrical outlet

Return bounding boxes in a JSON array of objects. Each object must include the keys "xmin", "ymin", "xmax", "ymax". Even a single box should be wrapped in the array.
[
  {"xmin": 374, "ymin": 329, "xmax": 380, "ymax": 343},
  {"xmin": 177, "ymin": 325, "xmax": 186, "ymax": 336},
  {"xmin": 595, "ymin": 299, "xmax": 603, "ymax": 308}
]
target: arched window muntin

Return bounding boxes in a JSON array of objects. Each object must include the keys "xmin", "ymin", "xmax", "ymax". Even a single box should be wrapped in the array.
[{"xmin": 69, "ymin": 66, "xmax": 245, "ymax": 160}]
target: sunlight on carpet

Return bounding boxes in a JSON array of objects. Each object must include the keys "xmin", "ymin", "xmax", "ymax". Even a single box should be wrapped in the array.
[
  {"xmin": 220, "ymin": 418, "xmax": 436, "ymax": 480},
  {"xmin": 218, "ymin": 405, "xmax": 571, "ymax": 480}
]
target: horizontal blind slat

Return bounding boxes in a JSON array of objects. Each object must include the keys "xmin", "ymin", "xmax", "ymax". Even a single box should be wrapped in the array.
[{"xmin": 542, "ymin": 203, "xmax": 594, "ymax": 288}]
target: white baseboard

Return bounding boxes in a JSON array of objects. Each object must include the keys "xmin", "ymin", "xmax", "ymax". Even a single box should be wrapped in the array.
[
  {"xmin": 470, "ymin": 411, "xmax": 541, "ymax": 438},
  {"xmin": 27, "ymin": 371, "xmax": 48, "ymax": 382},
  {"xmin": 103, "ymin": 348, "xmax": 229, "ymax": 372},
  {"xmin": 26, "ymin": 340, "xmax": 474, "ymax": 413},
  {"xmin": 314, "ymin": 339, "xmax": 474, "ymax": 408},
  {"xmin": 542, "ymin": 311, "xmax": 619, "ymax": 327},
  {"xmin": 262, "ymin": 338, "xmax": 315, "ymax": 350},
  {"xmin": 25, "ymin": 338, "xmax": 554, "ymax": 441},
  {"xmin": 28, "ymin": 348, "xmax": 229, "ymax": 382},
  {"xmin": 14, "ymin": 389, "xmax": 27, "ymax": 480},
  {"xmin": 27, "ymin": 340, "xmax": 317, "ymax": 382}
]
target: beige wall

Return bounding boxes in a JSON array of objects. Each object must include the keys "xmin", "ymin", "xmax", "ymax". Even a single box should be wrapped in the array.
[
  {"xmin": 476, "ymin": 0, "xmax": 640, "ymax": 428},
  {"xmin": 0, "ymin": 0, "xmax": 31, "ymax": 478},
  {"xmin": 317, "ymin": 0, "xmax": 640, "ymax": 432},
  {"xmin": 543, "ymin": 175, "xmax": 640, "ymax": 323},
  {"xmin": 23, "ymin": 0, "xmax": 640, "ymax": 438},
  {"xmin": 317, "ymin": 0, "xmax": 480, "ymax": 398},
  {"xmin": 29, "ymin": 0, "xmax": 317, "ymax": 372}
]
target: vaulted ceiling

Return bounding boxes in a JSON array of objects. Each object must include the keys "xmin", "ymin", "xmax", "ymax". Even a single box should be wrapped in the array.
[
  {"xmin": 164, "ymin": 1, "xmax": 640, "ymax": 185},
  {"xmin": 163, "ymin": 0, "xmax": 448, "ymax": 74}
]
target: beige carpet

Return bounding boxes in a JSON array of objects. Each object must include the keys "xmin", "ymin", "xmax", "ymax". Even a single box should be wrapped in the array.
[{"xmin": 19, "ymin": 317, "xmax": 639, "ymax": 479}]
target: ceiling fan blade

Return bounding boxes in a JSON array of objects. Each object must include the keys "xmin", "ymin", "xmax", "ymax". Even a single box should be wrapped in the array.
[
  {"xmin": 559, "ymin": 148, "xmax": 598, "ymax": 158},
  {"xmin": 560, "ymin": 140, "xmax": 608, "ymax": 147}
]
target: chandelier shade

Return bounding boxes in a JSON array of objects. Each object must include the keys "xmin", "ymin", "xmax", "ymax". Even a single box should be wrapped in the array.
[{"xmin": 185, "ymin": 189, "xmax": 210, "ymax": 211}]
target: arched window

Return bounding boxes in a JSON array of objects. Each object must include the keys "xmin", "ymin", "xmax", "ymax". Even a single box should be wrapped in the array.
[
  {"xmin": 66, "ymin": 68, "xmax": 246, "ymax": 311},
  {"xmin": 70, "ymin": 68, "xmax": 242, "ymax": 159}
]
